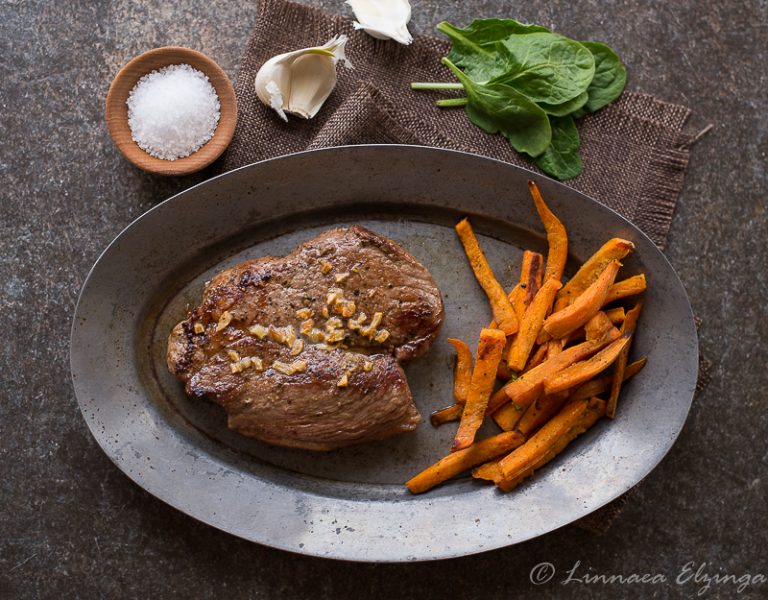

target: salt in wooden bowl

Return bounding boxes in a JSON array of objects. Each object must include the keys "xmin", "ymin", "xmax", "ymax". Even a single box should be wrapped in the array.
[{"xmin": 106, "ymin": 47, "xmax": 237, "ymax": 176}]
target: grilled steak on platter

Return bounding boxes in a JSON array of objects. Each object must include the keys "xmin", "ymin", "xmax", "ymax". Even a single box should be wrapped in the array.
[{"xmin": 167, "ymin": 226, "xmax": 444, "ymax": 451}]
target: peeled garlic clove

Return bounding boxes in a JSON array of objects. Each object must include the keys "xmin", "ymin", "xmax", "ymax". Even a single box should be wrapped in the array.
[
  {"xmin": 254, "ymin": 35, "xmax": 351, "ymax": 121},
  {"xmin": 347, "ymin": 0, "xmax": 413, "ymax": 45}
]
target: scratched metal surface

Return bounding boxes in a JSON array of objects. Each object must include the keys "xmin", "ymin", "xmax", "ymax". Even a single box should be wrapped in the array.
[{"xmin": 70, "ymin": 146, "xmax": 697, "ymax": 561}]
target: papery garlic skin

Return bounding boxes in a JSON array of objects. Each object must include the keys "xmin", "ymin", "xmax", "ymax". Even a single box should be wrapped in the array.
[
  {"xmin": 347, "ymin": 0, "xmax": 413, "ymax": 45},
  {"xmin": 255, "ymin": 35, "xmax": 351, "ymax": 121}
]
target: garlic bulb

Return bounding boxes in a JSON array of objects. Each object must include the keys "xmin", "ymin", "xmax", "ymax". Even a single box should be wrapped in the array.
[
  {"xmin": 254, "ymin": 35, "xmax": 351, "ymax": 121},
  {"xmin": 347, "ymin": 0, "xmax": 413, "ymax": 45}
]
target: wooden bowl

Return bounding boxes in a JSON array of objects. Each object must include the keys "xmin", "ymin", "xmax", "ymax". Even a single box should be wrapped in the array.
[{"xmin": 106, "ymin": 47, "xmax": 237, "ymax": 176}]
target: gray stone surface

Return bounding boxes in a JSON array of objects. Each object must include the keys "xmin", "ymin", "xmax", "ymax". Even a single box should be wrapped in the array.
[{"xmin": 1, "ymin": 0, "xmax": 766, "ymax": 598}]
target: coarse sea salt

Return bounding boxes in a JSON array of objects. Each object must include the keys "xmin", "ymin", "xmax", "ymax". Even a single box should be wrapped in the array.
[{"xmin": 127, "ymin": 63, "xmax": 221, "ymax": 161}]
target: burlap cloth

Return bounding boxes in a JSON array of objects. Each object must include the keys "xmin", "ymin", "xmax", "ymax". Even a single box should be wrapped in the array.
[{"xmin": 220, "ymin": 0, "xmax": 707, "ymax": 535}]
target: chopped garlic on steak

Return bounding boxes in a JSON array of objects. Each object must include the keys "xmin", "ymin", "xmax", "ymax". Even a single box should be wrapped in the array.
[
  {"xmin": 216, "ymin": 311, "xmax": 233, "ymax": 332},
  {"xmin": 290, "ymin": 338, "xmax": 304, "ymax": 356},
  {"xmin": 325, "ymin": 317, "xmax": 343, "ymax": 331},
  {"xmin": 295, "ymin": 307, "xmax": 313, "ymax": 319},
  {"xmin": 249, "ymin": 324, "xmax": 269, "ymax": 339},
  {"xmin": 348, "ymin": 313, "xmax": 367, "ymax": 331},
  {"xmin": 300, "ymin": 319, "xmax": 314, "ymax": 335},
  {"xmin": 361, "ymin": 312, "xmax": 383, "ymax": 338},
  {"xmin": 269, "ymin": 324, "xmax": 296, "ymax": 346},
  {"xmin": 333, "ymin": 299, "xmax": 356, "ymax": 317},
  {"xmin": 230, "ymin": 355, "xmax": 264, "ymax": 374},
  {"xmin": 374, "ymin": 329, "xmax": 390, "ymax": 343},
  {"xmin": 306, "ymin": 328, "xmax": 326, "ymax": 343},
  {"xmin": 362, "ymin": 360, "xmax": 373, "ymax": 372},
  {"xmin": 272, "ymin": 359, "xmax": 307, "ymax": 375},
  {"xmin": 325, "ymin": 329, "xmax": 345, "ymax": 343},
  {"xmin": 321, "ymin": 261, "xmax": 333, "ymax": 274},
  {"xmin": 326, "ymin": 287, "xmax": 343, "ymax": 305},
  {"xmin": 337, "ymin": 372, "xmax": 350, "ymax": 387},
  {"xmin": 193, "ymin": 323, "xmax": 205, "ymax": 334},
  {"xmin": 227, "ymin": 349, "xmax": 241, "ymax": 362},
  {"xmin": 335, "ymin": 272, "xmax": 350, "ymax": 283}
]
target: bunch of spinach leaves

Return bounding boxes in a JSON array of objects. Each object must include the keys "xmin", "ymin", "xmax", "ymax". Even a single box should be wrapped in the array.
[{"xmin": 412, "ymin": 19, "xmax": 627, "ymax": 180}]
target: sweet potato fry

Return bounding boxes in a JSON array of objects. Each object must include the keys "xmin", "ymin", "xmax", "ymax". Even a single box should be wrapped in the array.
[
  {"xmin": 507, "ymin": 278, "xmax": 562, "ymax": 372},
  {"xmin": 407, "ymin": 431, "xmax": 526, "ymax": 494},
  {"xmin": 525, "ymin": 344, "xmax": 548, "ymax": 371},
  {"xmin": 561, "ymin": 309, "xmax": 621, "ymax": 345},
  {"xmin": 558, "ymin": 238, "xmax": 635, "ymax": 304},
  {"xmin": 607, "ymin": 300, "xmax": 644, "ymax": 418},
  {"xmin": 537, "ymin": 296, "xmax": 570, "ymax": 345},
  {"xmin": 507, "ymin": 251, "xmax": 544, "ymax": 322},
  {"xmin": 498, "ymin": 397, "xmax": 605, "ymax": 479},
  {"xmin": 584, "ymin": 311, "xmax": 615, "ymax": 342},
  {"xmin": 496, "ymin": 361, "xmax": 513, "ymax": 381},
  {"xmin": 542, "ymin": 260, "xmax": 621, "ymax": 340},
  {"xmin": 452, "ymin": 328, "xmax": 507, "ymax": 450},
  {"xmin": 447, "ymin": 338, "xmax": 473, "ymax": 405},
  {"xmin": 529, "ymin": 180, "xmax": 568, "ymax": 281},
  {"xmin": 489, "ymin": 331, "xmax": 620, "ymax": 430},
  {"xmin": 455, "ymin": 219, "xmax": 518, "ymax": 334},
  {"xmin": 516, "ymin": 390, "xmax": 571, "ymax": 437},
  {"xmin": 544, "ymin": 334, "xmax": 631, "ymax": 395},
  {"xmin": 472, "ymin": 458, "xmax": 502, "ymax": 481},
  {"xmin": 495, "ymin": 398, "xmax": 606, "ymax": 492},
  {"xmin": 522, "ymin": 250, "xmax": 544, "ymax": 303},
  {"xmin": 547, "ymin": 338, "xmax": 564, "ymax": 359},
  {"xmin": 605, "ymin": 306, "xmax": 626, "ymax": 325},
  {"xmin": 492, "ymin": 399, "xmax": 527, "ymax": 432},
  {"xmin": 603, "ymin": 274, "xmax": 647, "ymax": 306},
  {"xmin": 430, "ymin": 404, "xmax": 463, "ymax": 427},
  {"xmin": 505, "ymin": 285, "xmax": 525, "ymax": 325},
  {"xmin": 570, "ymin": 357, "xmax": 646, "ymax": 402}
]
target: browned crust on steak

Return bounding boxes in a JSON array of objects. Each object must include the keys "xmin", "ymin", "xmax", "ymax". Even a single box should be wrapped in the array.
[{"xmin": 166, "ymin": 226, "xmax": 443, "ymax": 451}]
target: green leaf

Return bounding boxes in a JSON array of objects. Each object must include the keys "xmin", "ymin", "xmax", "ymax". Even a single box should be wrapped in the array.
[
  {"xmin": 534, "ymin": 115, "xmax": 582, "ymax": 180},
  {"xmin": 538, "ymin": 91, "xmax": 589, "ymax": 116},
  {"xmin": 438, "ymin": 18, "xmax": 550, "ymax": 54},
  {"xmin": 438, "ymin": 19, "xmax": 550, "ymax": 83},
  {"xmin": 443, "ymin": 58, "xmax": 551, "ymax": 157},
  {"xmin": 492, "ymin": 33, "xmax": 596, "ymax": 105},
  {"xmin": 572, "ymin": 41, "xmax": 627, "ymax": 117}
]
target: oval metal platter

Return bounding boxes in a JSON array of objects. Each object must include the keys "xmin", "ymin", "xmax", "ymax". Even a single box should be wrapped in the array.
[{"xmin": 70, "ymin": 145, "xmax": 698, "ymax": 562}]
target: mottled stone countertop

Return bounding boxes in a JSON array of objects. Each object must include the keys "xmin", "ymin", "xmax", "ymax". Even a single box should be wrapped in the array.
[{"xmin": 2, "ymin": 1, "xmax": 766, "ymax": 598}]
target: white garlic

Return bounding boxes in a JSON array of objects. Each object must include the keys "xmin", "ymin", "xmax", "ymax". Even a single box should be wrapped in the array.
[
  {"xmin": 347, "ymin": 0, "xmax": 413, "ymax": 45},
  {"xmin": 254, "ymin": 35, "xmax": 351, "ymax": 121}
]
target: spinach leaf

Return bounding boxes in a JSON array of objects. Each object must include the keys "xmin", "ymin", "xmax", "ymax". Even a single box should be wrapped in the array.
[
  {"xmin": 573, "ymin": 41, "xmax": 627, "ymax": 117},
  {"xmin": 438, "ymin": 20, "xmax": 550, "ymax": 83},
  {"xmin": 538, "ymin": 91, "xmax": 589, "ymax": 116},
  {"xmin": 491, "ymin": 33, "xmax": 595, "ymax": 105},
  {"xmin": 533, "ymin": 115, "xmax": 582, "ymax": 180},
  {"xmin": 444, "ymin": 58, "xmax": 552, "ymax": 157},
  {"xmin": 411, "ymin": 19, "xmax": 628, "ymax": 180},
  {"xmin": 438, "ymin": 19, "xmax": 549, "ymax": 54}
]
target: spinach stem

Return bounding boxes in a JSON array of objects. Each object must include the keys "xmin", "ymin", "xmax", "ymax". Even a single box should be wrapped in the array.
[
  {"xmin": 436, "ymin": 98, "xmax": 469, "ymax": 108},
  {"xmin": 410, "ymin": 82, "xmax": 464, "ymax": 90}
]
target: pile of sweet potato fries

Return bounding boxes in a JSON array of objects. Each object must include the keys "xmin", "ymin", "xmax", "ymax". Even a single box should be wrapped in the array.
[{"xmin": 406, "ymin": 181, "xmax": 647, "ymax": 494}]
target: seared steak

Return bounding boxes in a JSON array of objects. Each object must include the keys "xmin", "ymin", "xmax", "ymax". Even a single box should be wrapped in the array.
[{"xmin": 167, "ymin": 226, "xmax": 444, "ymax": 451}]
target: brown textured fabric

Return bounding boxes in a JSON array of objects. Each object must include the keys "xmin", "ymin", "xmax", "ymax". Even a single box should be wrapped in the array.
[
  {"xmin": 221, "ymin": 0, "xmax": 703, "ymax": 536},
  {"xmin": 221, "ymin": 0, "xmax": 696, "ymax": 249}
]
